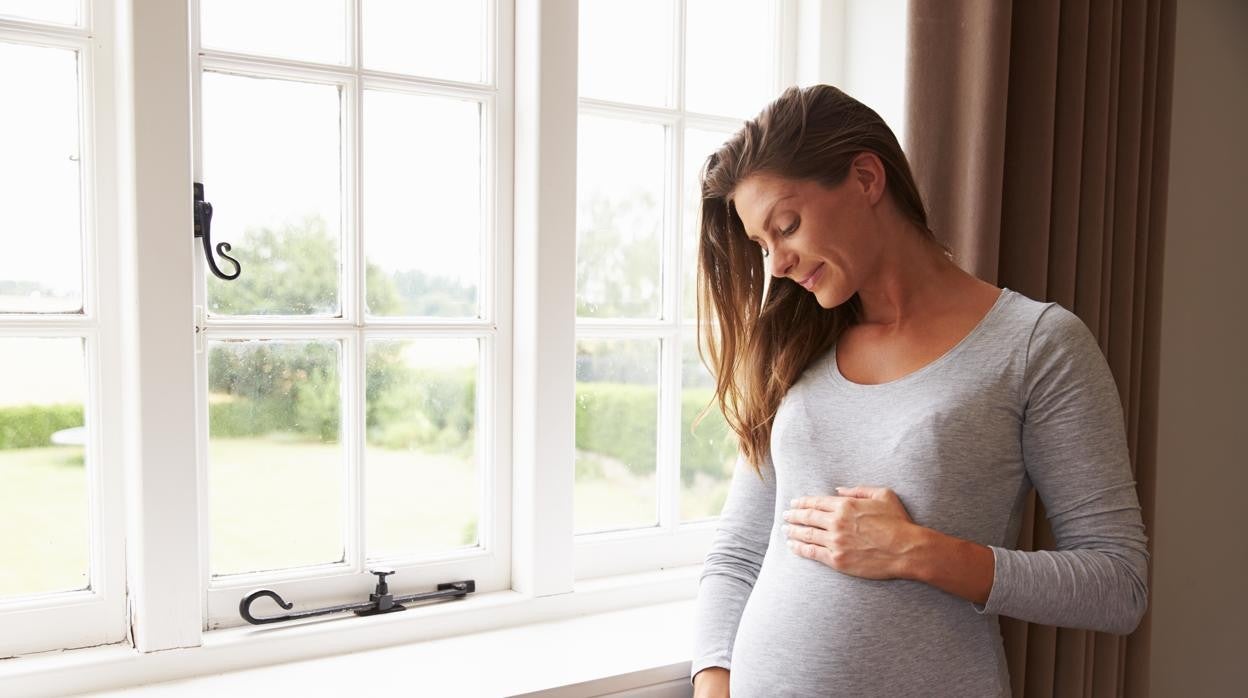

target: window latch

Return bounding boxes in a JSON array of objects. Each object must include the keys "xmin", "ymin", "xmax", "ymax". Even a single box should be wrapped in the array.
[
  {"xmin": 193, "ymin": 182, "xmax": 241, "ymax": 281},
  {"xmin": 239, "ymin": 569, "xmax": 475, "ymax": 625}
]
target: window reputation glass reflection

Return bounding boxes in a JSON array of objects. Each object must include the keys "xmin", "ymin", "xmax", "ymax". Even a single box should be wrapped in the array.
[
  {"xmin": 0, "ymin": 42, "xmax": 83, "ymax": 313},
  {"xmin": 202, "ymin": 72, "xmax": 343, "ymax": 317},
  {"xmin": 0, "ymin": 337, "xmax": 90, "ymax": 598},
  {"xmin": 576, "ymin": 115, "xmax": 666, "ymax": 319},
  {"xmin": 574, "ymin": 338, "xmax": 660, "ymax": 534},
  {"xmin": 208, "ymin": 340, "xmax": 345, "ymax": 576},
  {"xmin": 365, "ymin": 338, "xmax": 480, "ymax": 560}
]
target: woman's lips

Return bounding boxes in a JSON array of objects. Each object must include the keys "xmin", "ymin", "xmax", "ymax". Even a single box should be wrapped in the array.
[{"xmin": 800, "ymin": 263, "xmax": 826, "ymax": 290}]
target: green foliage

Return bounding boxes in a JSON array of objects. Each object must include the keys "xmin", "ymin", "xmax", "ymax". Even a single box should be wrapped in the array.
[
  {"xmin": 575, "ymin": 383, "xmax": 658, "ymax": 477},
  {"xmin": 208, "ymin": 341, "xmax": 342, "ymax": 442},
  {"xmin": 385, "ymin": 269, "xmax": 476, "ymax": 317},
  {"xmin": 366, "ymin": 364, "xmax": 476, "ymax": 456},
  {"xmin": 207, "ymin": 216, "xmax": 344, "ymax": 316},
  {"xmin": 681, "ymin": 388, "xmax": 739, "ymax": 484},
  {"xmin": 0, "ymin": 404, "xmax": 83, "ymax": 450},
  {"xmin": 576, "ymin": 191, "xmax": 663, "ymax": 318},
  {"xmin": 574, "ymin": 383, "xmax": 737, "ymax": 484}
]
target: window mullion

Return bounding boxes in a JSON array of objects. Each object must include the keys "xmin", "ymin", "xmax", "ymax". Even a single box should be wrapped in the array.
[
  {"xmin": 121, "ymin": 0, "xmax": 204, "ymax": 652},
  {"xmin": 347, "ymin": 0, "xmax": 365, "ymax": 571},
  {"xmin": 512, "ymin": 0, "xmax": 578, "ymax": 597}
]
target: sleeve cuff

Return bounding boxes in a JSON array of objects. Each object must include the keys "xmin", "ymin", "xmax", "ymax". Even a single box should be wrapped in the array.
[
  {"xmin": 690, "ymin": 657, "xmax": 731, "ymax": 686},
  {"xmin": 971, "ymin": 544, "xmax": 1004, "ymax": 615}
]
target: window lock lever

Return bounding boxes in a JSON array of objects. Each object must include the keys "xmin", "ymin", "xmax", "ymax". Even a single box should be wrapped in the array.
[
  {"xmin": 238, "ymin": 569, "xmax": 476, "ymax": 625},
  {"xmin": 194, "ymin": 182, "xmax": 241, "ymax": 281}
]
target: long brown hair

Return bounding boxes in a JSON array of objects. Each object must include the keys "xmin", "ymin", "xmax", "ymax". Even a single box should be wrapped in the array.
[{"xmin": 694, "ymin": 84, "xmax": 953, "ymax": 477}]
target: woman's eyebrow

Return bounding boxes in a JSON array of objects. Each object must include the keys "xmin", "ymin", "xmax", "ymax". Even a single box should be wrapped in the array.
[{"xmin": 749, "ymin": 194, "xmax": 796, "ymax": 241}]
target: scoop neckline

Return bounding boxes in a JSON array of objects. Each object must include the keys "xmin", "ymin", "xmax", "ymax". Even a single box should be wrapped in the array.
[{"xmin": 825, "ymin": 287, "xmax": 1012, "ymax": 391}]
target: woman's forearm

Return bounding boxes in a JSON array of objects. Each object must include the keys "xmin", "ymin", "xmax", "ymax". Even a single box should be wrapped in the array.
[{"xmin": 902, "ymin": 524, "xmax": 995, "ymax": 606}]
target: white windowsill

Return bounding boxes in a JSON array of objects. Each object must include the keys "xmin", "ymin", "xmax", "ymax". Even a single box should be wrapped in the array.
[{"xmin": 0, "ymin": 565, "xmax": 703, "ymax": 697}]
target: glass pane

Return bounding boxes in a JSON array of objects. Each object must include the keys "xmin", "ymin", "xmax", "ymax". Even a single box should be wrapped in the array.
[
  {"xmin": 202, "ymin": 72, "xmax": 342, "ymax": 316},
  {"xmin": 0, "ymin": 42, "xmax": 82, "ymax": 313},
  {"xmin": 364, "ymin": 90, "xmax": 481, "ymax": 318},
  {"xmin": 363, "ymin": 0, "xmax": 487, "ymax": 83},
  {"xmin": 682, "ymin": 127, "xmax": 733, "ymax": 321},
  {"xmin": 576, "ymin": 114, "xmax": 665, "ymax": 319},
  {"xmin": 0, "ymin": 338, "xmax": 89, "ymax": 598},
  {"xmin": 208, "ymin": 340, "xmax": 344, "ymax": 576},
  {"xmin": 579, "ymin": 0, "xmax": 674, "ymax": 107},
  {"xmin": 365, "ymin": 338, "xmax": 479, "ymax": 559},
  {"xmin": 679, "ymin": 330, "xmax": 737, "ymax": 522},
  {"xmin": 200, "ymin": 0, "xmax": 347, "ymax": 65},
  {"xmin": 0, "ymin": 0, "xmax": 78, "ymax": 25},
  {"xmin": 685, "ymin": 0, "xmax": 775, "ymax": 118},
  {"xmin": 574, "ymin": 338, "xmax": 659, "ymax": 534}
]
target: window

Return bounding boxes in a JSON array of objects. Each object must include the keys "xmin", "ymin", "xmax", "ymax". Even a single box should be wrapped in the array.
[
  {"xmin": 572, "ymin": 0, "xmax": 793, "ymax": 577},
  {"xmin": 0, "ymin": 0, "xmax": 128, "ymax": 657},
  {"xmin": 191, "ymin": 0, "xmax": 509, "ymax": 629},
  {"xmin": 0, "ymin": 0, "xmax": 809, "ymax": 664}
]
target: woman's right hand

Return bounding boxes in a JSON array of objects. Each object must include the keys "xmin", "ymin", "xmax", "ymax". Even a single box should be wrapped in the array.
[{"xmin": 693, "ymin": 667, "xmax": 730, "ymax": 698}]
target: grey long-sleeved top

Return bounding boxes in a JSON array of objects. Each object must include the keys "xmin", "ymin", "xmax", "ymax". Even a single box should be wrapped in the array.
[{"xmin": 690, "ymin": 287, "xmax": 1150, "ymax": 697}]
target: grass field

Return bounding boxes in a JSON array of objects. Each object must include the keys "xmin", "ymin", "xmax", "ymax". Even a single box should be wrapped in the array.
[{"xmin": 1, "ymin": 438, "xmax": 730, "ymax": 598}]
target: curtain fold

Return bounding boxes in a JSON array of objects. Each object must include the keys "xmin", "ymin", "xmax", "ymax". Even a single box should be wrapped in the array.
[{"xmin": 905, "ymin": 1, "xmax": 1176, "ymax": 696}]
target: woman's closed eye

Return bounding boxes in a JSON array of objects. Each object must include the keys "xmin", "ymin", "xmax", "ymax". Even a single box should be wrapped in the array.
[{"xmin": 758, "ymin": 220, "xmax": 798, "ymax": 258}]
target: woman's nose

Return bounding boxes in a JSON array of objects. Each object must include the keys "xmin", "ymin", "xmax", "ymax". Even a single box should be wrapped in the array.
[{"xmin": 770, "ymin": 247, "xmax": 797, "ymax": 278}]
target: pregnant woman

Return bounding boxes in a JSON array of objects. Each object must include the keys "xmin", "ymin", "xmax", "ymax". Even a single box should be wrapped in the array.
[{"xmin": 688, "ymin": 84, "xmax": 1150, "ymax": 697}]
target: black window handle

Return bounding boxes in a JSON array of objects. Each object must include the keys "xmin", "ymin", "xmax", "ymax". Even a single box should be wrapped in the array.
[
  {"xmin": 239, "ymin": 569, "xmax": 476, "ymax": 625},
  {"xmin": 194, "ymin": 182, "xmax": 241, "ymax": 281}
]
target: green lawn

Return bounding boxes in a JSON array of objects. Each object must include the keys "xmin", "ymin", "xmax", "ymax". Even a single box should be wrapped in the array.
[{"xmin": 1, "ymin": 438, "xmax": 730, "ymax": 597}]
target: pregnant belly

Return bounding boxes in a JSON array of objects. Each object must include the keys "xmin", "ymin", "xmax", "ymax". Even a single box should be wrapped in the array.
[{"xmin": 728, "ymin": 553, "xmax": 1007, "ymax": 698}]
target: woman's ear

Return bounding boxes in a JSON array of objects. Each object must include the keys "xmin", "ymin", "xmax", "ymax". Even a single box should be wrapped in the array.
[{"xmin": 851, "ymin": 152, "xmax": 886, "ymax": 206}]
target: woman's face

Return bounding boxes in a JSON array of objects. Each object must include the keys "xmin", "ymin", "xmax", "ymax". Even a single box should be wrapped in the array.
[{"xmin": 730, "ymin": 155, "xmax": 884, "ymax": 309}]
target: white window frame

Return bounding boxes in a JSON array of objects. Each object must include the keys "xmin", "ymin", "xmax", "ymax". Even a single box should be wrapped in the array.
[
  {"xmin": 572, "ymin": 0, "xmax": 797, "ymax": 580},
  {"xmin": 0, "ymin": 0, "xmax": 129, "ymax": 658},
  {"xmin": 185, "ymin": 0, "xmax": 513, "ymax": 632}
]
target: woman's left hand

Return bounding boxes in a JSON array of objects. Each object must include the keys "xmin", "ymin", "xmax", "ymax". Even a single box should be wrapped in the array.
[{"xmin": 782, "ymin": 486, "xmax": 922, "ymax": 581}]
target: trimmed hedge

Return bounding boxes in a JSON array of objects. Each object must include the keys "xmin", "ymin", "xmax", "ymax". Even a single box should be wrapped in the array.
[
  {"xmin": 0, "ymin": 404, "xmax": 84, "ymax": 450},
  {"xmin": 1, "ymin": 383, "xmax": 739, "ymax": 487},
  {"xmin": 574, "ymin": 383, "xmax": 737, "ymax": 484}
]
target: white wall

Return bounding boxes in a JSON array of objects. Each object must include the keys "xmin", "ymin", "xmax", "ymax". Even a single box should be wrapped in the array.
[
  {"xmin": 1150, "ymin": 0, "xmax": 1248, "ymax": 693},
  {"xmin": 796, "ymin": 0, "xmax": 908, "ymax": 148}
]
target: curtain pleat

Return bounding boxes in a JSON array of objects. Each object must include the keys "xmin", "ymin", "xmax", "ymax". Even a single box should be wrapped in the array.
[{"xmin": 905, "ymin": 1, "xmax": 1176, "ymax": 696}]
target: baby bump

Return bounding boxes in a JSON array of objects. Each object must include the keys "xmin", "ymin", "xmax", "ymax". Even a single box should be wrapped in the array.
[{"xmin": 728, "ymin": 553, "xmax": 1006, "ymax": 697}]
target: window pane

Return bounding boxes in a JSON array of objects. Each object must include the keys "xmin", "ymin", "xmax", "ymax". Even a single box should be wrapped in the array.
[
  {"xmin": 364, "ymin": 91, "xmax": 481, "ymax": 318},
  {"xmin": 685, "ymin": 0, "xmax": 775, "ymax": 118},
  {"xmin": 579, "ymin": 0, "xmax": 674, "ymax": 107},
  {"xmin": 202, "ymin": 72, "xmax": 342, "ymax": 316},
  {"xmin": 574, "ymin": 338, "xmax": 659, "ymax": 534},
  {"xmin": 682, "ymin": 127, "xmax": 733, "ymax": 321},
  {"xmin": 0, "ymin": 0, "xmax": 78, "ymax": 25},
  {"xmin": 576, "ymin": 115, "xmax": 665, "ymax": 319},
  {"xmin": 0, "ymin": 42, "xmax": 83, "ymax": 313},
  {"xmin": 679, "ymin": 330, "xmax": 737, "ymax": 522},
  {"xmin": 365, "ymin": 338, "xmax": 479, "ymax": 559},
  {"xmin": 363, "ymin": 0, "xmax": 487, "ymax": 83},
  {"xmin": 200, "ymin": 0, "xmax": 347, "ymax": 65},
  {"xmin": 0, "ymin": 338, "xmax": 89, "ymax": 598},
  {"xmin": 208, "ymin": 340, "xmax": 344, "ymax": 576}
]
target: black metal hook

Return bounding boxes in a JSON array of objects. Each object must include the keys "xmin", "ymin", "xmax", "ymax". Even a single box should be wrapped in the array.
[
  {"xmin": 239, "ymin": 589, "xmax": 294, "ymax": 625},
  {"xmin": 194, "ymin": 182, "xmax": 241, "ymax": 281},
  {"xmin": 238, "ymin": 569, "xmax": 475, "ymax": 626}
]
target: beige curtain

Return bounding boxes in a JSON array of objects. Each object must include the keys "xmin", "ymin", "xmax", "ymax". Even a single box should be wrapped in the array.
[{"xmin": 905, "ymin": 1, "xmax": 1175, "ymax": 696}]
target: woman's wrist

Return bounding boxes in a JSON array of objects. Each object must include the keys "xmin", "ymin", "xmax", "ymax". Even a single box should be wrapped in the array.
[{"xmin": 902, "ymin": 524, "xmax": 995, "ymax": 605}]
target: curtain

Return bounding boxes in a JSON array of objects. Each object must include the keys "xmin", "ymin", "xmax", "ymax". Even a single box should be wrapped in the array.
[{"xmin": 904, "ymin": 1, "xmax": 1176, "ymax": 696}]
